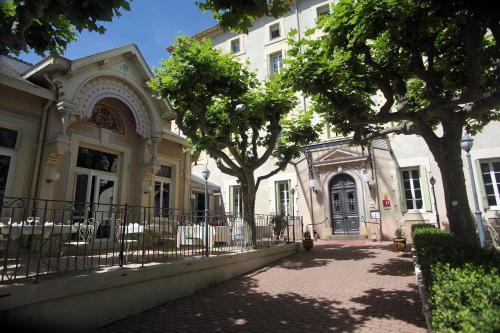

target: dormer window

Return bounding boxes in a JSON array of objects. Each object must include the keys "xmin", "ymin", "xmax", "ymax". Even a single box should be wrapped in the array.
[
  {"xmin": 269, "ymin": 23, "xmax": 281, "ymax": 40},
  {"xmin": 230, "ymin": 38, "xmax": 241, "ymax": 54}
]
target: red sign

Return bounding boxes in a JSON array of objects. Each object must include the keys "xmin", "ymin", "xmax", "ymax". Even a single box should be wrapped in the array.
[{"xmin": 382, "ymin": 193, "xmax": 391, "ymax": 209}]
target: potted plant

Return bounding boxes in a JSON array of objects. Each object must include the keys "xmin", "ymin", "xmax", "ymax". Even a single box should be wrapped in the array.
[
  {"xmin": 393, "ymin": 227, "xmax": 406, "ymax": 251},
  {"xmin": 271, "ymin": 214, "xmax": 288, "ymax": 240},
  {"xmin": 303, "ymin": 230, "xmax": 314, "ymax": 250}
]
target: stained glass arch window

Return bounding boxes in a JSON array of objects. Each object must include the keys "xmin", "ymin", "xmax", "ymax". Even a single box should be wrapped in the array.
[{"xmin": 86, "ymin": 103, "xmax": 125, "ymax": 135}]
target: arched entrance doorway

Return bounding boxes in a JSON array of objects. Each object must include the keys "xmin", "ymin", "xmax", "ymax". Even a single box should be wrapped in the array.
[{"xmin": 330, "ymin": 174, "xmax": 359, "ymax": 234}]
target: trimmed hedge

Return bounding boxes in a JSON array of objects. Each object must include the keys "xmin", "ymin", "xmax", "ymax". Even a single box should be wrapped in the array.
[
  {"xmin": 431, "ymin": 264, "xmax": 500, "ymax": 332},
  {"xmin": 411, "ymin": 223, "xmax": 436, "ymax": 236},
  {"xmin": 413, "ymin": 227, "xmax": 500, "ymax": 332}
]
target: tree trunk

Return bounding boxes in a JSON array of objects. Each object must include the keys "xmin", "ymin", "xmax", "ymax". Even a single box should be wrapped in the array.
[
  {"xmin": 241, "ymin": 172, "xmax": 257, "ymax": 247},
  {"xmin": 420, "ymin": 121, "xmax": 479, "ymax": 246}
]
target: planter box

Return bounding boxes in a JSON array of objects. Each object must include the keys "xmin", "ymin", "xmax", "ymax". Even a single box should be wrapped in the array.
[{"xmin": 411, "ymin": 247, "xmax": 432, "ymax": 333}]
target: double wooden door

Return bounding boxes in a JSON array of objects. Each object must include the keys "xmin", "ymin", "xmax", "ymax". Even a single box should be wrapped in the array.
[{"xmin": 330, "ymin": 174, "xmax": 359, "ymax": 234}]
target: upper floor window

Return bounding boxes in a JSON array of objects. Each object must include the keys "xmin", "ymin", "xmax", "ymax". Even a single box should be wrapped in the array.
[
  {"xmin": 480, "ymin": 161, "xmax": 500, "ymax": 206},
  {"xmin": 269, "ymin": 23, "xmax": 281, "ymax": 40},
  {"xmin": 230, "ymin": 38, "xmax": 241, "ymax": 54},
  {"xmin": 401, "ymin": 168, "xmax": 423, "ymax": 210},
  {"xmin": 269, "ymin": 51, "xmax": 284, "ymax": 76},
  {"xmin": 316, "ymin": 4, "xmax": 331, "ymax": 21}
]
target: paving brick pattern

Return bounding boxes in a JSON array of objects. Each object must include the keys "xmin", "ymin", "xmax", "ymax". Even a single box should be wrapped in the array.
[{"xmin": 101, "ymin": 241, "xmax": 426, "ymax": 332}]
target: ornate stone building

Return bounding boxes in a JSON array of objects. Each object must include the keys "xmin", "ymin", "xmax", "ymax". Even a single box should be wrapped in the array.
[{"xmin": 0, "ymin": 45, "xmax": 191, "ymax": 223}]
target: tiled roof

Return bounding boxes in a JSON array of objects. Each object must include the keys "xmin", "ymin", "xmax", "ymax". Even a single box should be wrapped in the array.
[{"xmin": 0, "ymin": 55, "xmax": 31, "ymax": 79}]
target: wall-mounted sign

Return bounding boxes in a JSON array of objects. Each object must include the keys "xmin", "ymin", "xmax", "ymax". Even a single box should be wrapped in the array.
[
  {"xmin": 382, "ymin": 193, "xmax": 391, "ymax": 209},
  {"xmin": 370, "ymin": 210, "xmax": 381, "ymax": 219}
]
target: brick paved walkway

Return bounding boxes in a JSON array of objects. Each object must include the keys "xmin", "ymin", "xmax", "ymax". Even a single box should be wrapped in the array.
[{"xmin": 101, "ymin": 241, "xmax": 426, "ymax": 333}]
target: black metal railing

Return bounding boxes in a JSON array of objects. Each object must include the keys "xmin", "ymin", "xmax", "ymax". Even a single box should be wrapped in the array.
[{"xmin": 0, "ymin": 197, "xmax": 303, "ymax": 284}]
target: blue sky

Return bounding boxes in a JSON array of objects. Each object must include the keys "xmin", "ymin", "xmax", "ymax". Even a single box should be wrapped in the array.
[{"xmin": 18, "ymin": 0, "xmax": 216, "ymax": 70}]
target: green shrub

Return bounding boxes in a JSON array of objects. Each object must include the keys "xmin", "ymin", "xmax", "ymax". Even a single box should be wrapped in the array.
[
  {"xmin": 431, "ymin": 263, "xmax": 500, "ymax": 332},
  {"xmin": 411, "ymin": 223, "xmax": 436, "ymax": 237},
  {"xmin": 413, "ymin": 228, "xmax": 500, "ymax": 287}
]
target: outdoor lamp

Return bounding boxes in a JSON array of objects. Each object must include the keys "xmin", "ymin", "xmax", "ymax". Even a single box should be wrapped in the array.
[
  {"xmin": 460, "ymin": 132, "xmax": 473, "ymax": 152},
  {"xmin": 46, "ymin": 170, "xmax": 61, "ymax": 183},
  {"xmin": 202, "ymin": 166, "xmax": 210, "ymax": 180},
  {"xmin": 460, "ymin": 132, "xmax": 486, "ymax": 248},
  {"xmin": 309, "ymin": 179, "xmax": 319, "ymax": 192},
  {"xmin": 361, "ymin": 169, "xmax": 371, "ymax": 183}
]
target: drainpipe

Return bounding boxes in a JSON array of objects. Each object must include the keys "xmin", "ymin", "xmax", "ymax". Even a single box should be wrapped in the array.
[{"xmin": 30, "ymin": 73, "xmax": 57, "ymax": 199}]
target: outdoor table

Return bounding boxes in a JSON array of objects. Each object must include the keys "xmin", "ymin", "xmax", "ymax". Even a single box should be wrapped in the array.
[{"xmin": 177, "ymin": 225, "xmax": 214, "ymax": 249}]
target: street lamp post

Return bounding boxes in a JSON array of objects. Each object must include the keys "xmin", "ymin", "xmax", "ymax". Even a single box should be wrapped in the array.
[
  {"xmin": 429, "ymin": 176, "xmax": 441, "ymax": 230},
  {"xmin": 202, "ymin": 166, "xmax": 211, "ymax": 256},
  {"xmin": 460, "ymin": 133, "xmax": 486, "ymax": 248}
]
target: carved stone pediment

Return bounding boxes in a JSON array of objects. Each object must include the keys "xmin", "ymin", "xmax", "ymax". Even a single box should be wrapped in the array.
[{"xmin": 315, "ymin": 148, "xmax": 366, "ymax": 167}]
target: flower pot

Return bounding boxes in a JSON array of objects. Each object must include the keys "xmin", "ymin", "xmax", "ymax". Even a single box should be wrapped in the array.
[
  {"xmin": 303, "ymin": 239, "xmax": 314, "ymax": 251},
  {"xmin": 393, "ymin": 238, "xmax": 406, "ymax": 252}
]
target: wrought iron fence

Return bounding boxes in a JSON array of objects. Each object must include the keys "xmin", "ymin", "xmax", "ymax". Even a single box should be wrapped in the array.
[{"xmin": 0, "ymin": 197, "xmax": 303, "ymax": 284}]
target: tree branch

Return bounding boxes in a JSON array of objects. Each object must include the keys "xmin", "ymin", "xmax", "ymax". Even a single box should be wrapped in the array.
[
  {"xmin": 256, "ymin": 165, "xmax": 285, "ymax": 190},
  {"xmin": 215, "ymin": 158, "xmax": 240, "ymax": 177},
  {"xmin": 463, "ymin": 92, "xmax": 500, "ymax": 118}
]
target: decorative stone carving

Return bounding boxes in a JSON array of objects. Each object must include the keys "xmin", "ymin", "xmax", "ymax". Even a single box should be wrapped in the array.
[
  {"xmin": 74, "ymin": 77, "xmax": 152, "ymax": 139},
  {"xmin": 56, "ymin": 100, "xmax": 78, "ymax": 138},
  {"xmin": 84, "ymin": 103, "xmax": 125, "ymax": 135}
]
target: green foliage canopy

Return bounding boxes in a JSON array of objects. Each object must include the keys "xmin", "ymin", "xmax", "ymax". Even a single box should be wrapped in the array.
[
  {"xmin": 0, "ymin": 0, "xmax": 131, "ymax": 56},
  {"xmin": 197, "ymin": 0, "xmax": 289, "ymax": 32},
  {"xmin": 150, "ymin": 37, "xmax": 319, "ymax": 190},
  {"xmin": 285, "ymin": 0, "xmax": 500, "ymax": 141}
]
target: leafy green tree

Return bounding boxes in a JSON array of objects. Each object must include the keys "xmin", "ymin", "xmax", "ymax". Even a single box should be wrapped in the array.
[
  {"xmin": 0, "ymin": 0, "xmax": 131, "ymax": 56},
  {"xmin": 197, "ymin": 0, "xmax": 288, "ymax": 32},
  {"xmin": 284, "ymin": 0, "xmax": 500, "ymax": 245},
  {"xmin": 150, "ymin": 37, "xmax": 319, "ymax": 243}
]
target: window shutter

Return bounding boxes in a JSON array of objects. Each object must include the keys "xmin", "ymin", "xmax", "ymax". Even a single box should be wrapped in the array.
[
  {"xmin": 474, "ymin": 160, "xmax": 489, "ymax": 210},
  {"xmin": 275, "ymin": 181, "xmax": 281, "ymax": 214},
  {"xmin": 229, "ymin": 186, "xmax": 234, "ymax": 214},
  {"xmin": 419, "ymin": 166, "xmax": 432, "ymax": 212},
  {"xmin": 396, "ymin": 168, "xmax": 408, "ymax": 213}
]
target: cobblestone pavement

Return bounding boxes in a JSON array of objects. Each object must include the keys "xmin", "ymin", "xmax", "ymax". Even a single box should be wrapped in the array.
[{"xmin": 101, "ymin": 241, "xmax": 426, "ymax": 333}]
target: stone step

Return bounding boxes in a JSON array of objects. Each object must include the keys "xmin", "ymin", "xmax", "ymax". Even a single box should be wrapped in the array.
[{"xmin": 325, "ymin": 234, "xmax": 368, "ymax": 241}]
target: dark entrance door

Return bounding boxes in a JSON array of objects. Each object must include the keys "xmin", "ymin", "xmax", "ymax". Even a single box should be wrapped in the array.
[{"xmin": 330, "ymin": 174, "xmax": 359, "ymax": 234}]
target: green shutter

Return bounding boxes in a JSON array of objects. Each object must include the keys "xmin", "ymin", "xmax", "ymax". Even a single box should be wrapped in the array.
[
  {"xmin": 229, "ymin": 186, "xmax": 234, "ymax": 214},
  {"xmin": 275, "ymin": 181, "xmax": 281, "ymax": 214},
  {"xmin": 419, "ymin": 166, "xmax": 432, "ymax": 212},
  {"xmin": 396, "ymin": 168, "xmax": 408, "ymax": 213},
  {"xmin": 474, "ymin": 160, "xmax": 489, "ymax": 210}
]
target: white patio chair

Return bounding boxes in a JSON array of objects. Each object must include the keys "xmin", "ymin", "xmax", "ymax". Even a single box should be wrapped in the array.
[
  {"xmin": 486, "ymin": 222, "xmax": 500, "ymax": 251},
  {"xmin": 64, "ymin": 218, "xmax": 98, "ymax": 249}
]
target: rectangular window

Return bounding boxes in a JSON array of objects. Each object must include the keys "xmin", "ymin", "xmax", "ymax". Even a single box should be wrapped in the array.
[
  {"xmin": 316, "ymin": 4, "xmax": 330, "ymax": 21},
  {"xmin": 154, "ymin": 164, "xmax": 172, "ymax": 217},
  {"xmin": 154, "ymin": 180, "xmax": 170, "ymax": 217},
  {"xmin": 0, "ymin": 127, "xmax": 17, "ymax": 149},
  {"xmin": 401, "ymin": 168, "xmax": 423, "ymax": 210},
  {"xmin": 77, "ymin": 147, "xmax": 118, "ymax": 173},
  {"xmin": 275, "ymin": 180, "xmax": 293, "ymax": 215},
  {"xmin": 156, "ymin": 165, "xmax": 172, "ymax": 178},
  {"xmin": 269, "ymin": 23, "xmax": 281, "ymax": 40},
  {"xmin": 230, "ymin": 185, "xmax": 242, "ymax": 217},
  {"xmin": 269, "ymin": 51, "xmax": 283, "ymax": 75},
  {"xmin": 230, "ymin": 38, "xmax": 240, "ymax": 53},
  {"xmin": 480, "ymin": 161, "xmax": 500, "ymax": 206}
]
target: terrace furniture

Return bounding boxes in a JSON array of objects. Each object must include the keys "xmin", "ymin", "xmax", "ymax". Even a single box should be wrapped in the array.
[
  {"xmin": 64, "ymin": 218, "xmax": 98, "ymax": 249},
  {"xmin": 177, "ymin": 224, "xmax": 214, "ymax": 249},
  {"xmin": 114, "ymin": 219, "xmax": 139, "ymax": 263}
]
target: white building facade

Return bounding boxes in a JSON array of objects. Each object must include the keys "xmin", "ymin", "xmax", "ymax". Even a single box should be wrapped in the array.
[{"xmin": 189, "ymin": 0, "xmax": 500, "ymax": 241}]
